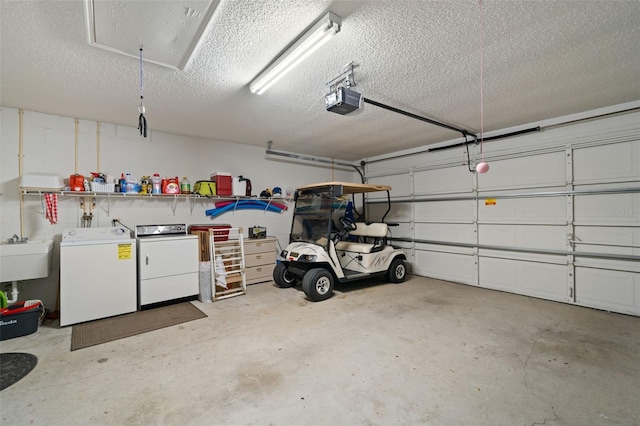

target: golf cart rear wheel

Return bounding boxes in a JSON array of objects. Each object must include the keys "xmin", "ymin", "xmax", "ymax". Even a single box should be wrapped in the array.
[
  {"xmin": 386, "ymin": 257, "xmax": 407, "ymax": 283},
  {"xmin": 302, "ymin": 268, "xmax": 334, "ymax": 302},
  {"xmin": 273, "ymin": 262, "xmax": 296, "ymax": 288}
]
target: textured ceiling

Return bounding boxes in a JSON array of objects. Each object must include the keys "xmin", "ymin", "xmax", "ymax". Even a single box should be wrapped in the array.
[
  {"xmin": 87, "ymin": 0, "xmax": 221, "ymax": 69},
  {"xmin": 1, "ymin": 0, "xmax": 639, "ymax": 162}
]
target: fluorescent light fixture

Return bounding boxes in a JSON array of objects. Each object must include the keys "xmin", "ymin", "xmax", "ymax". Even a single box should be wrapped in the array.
[{"xmin": 250, "ymin": 12, "xmax": 342, "ymax": 95}]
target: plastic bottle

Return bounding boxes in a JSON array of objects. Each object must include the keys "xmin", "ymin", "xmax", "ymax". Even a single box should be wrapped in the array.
[
  {"xmin": 181, "ymin": 177, "xmax": 191, "ymax": 194},
  {"xmin": 151, "ymin": 174, "xmax": 162, "ymax": 194},
  {"xmin": 123, "ymin": 173, "xmax": 137, "ymax": 193},
  {"xmin": 120, "ymin": 173, "xmax": 126, "ymax": 193}
]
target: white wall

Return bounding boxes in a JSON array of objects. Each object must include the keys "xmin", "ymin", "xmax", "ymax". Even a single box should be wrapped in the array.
[{"xmin": 0, "ymin": 107, "xmax": 354, "ymax": 306}]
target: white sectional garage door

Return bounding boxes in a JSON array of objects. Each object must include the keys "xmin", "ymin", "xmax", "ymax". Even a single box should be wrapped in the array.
[{"xmin": 364, "ymin": 108, "xmax": 640, "ymax": 316}]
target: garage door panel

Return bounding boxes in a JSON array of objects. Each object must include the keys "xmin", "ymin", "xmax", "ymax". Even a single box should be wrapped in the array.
[
  {"xmin": 575, "ymin": 267, "xmax": 640, "ymax": 316},
  {"xmin": 415, "ymin": 222, "xmax": 475, "ymax": 244},
  {"xmin": 573, "ymin": 226, "xmax": 640, "ymax": 257},
  {"xmin": 479, "ymin": 249, "xmax": 566, "ymax": 265},
  {"xmin": 574, "ymin": 257, "xmax": 640, "ymax": 273},
  {"xmin": 574, "ymin": 141, "xmax": 640, "ymax": 185},
  {"xmin": 368, "ymin": 174, "xmax": 411, "ymax": 199},
  {"xmin": 414, "ymin": 167, "xmax": 475, "ymax": 195},
  {"xmin": 574, "ymin": 193, "xmax": 640, "ymax": 226},
  {"xmin": 477, "ymin": 151, "xmax": 566, "ymax": 191},
  {"xmin": 478, "ymin": 196, "xmax": 566, "ymax": 224},
  {"xmin": 479, "ymin": 257, "xmax": 567, "ymax": 302},
  {"xmin": 416, "ymin": 243, "xmax": 475, "ymax": 256},
  {"xmin": 415, "ymin": 249, "xmax": 475, "ymax": 285},
  {"xmin": 368, "ymin": 202, "xmax": 412, "ymax": 222},
  {"xmin": 388, "ymin": 222, "xmax": 412, "ymax": 239},
  {"xmin": 415, "ymin": 200, "xmax": 474, "ymax": 222},
  {"xmin": 479, "ymin": 224, "xmax": 567, "ymax": 251}
]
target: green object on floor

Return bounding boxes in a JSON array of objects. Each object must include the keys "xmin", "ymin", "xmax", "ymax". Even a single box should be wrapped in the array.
[{"xmin": 0, "ymin": 290, "xmax": 7, "ymax": 308}]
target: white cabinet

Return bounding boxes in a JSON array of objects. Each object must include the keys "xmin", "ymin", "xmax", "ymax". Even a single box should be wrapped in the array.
[
  {"xmin": 243, "ymin": 237, "xmax": 277, "ymax": 285},
  {"xmin": 137, "ymin": 235, "xmax": 199, "ymax": 306}
]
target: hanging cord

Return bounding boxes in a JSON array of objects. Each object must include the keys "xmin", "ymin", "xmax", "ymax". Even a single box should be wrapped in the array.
[
  {"xmin": 474, "ymin": 0, "xmax": 490, "ymax": 174},
  {"xmin": 138, "ymin": 46, "xmax": 148, "ymax": 138},
  {"xmin": 479, "ymin": 0, "xmax": 484, "ymax": 159}
]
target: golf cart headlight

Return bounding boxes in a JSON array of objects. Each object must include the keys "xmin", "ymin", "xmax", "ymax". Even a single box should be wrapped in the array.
[{"xmin": 299, "ymin": 254, "xmax": 317, "ymax": 262}]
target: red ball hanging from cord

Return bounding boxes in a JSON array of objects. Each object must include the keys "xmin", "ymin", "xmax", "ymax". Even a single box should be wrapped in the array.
[{"xmin": 476, "ymin": 161, "xmax": 490, "ymax": 173}]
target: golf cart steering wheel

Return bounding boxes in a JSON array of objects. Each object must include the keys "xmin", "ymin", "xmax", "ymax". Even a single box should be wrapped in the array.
[
  {"xmin": 333, "ymin": 216, "xmax": 357, "ymax": 245},
  {"xmin": 340, "ymin": 216, "xmax": 357, "ymax": 232}
]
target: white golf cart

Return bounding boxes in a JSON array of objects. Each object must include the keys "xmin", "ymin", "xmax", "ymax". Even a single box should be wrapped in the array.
[{"xmin": 273, "ymin": 181, "xmax": 407, "ymax": 301}]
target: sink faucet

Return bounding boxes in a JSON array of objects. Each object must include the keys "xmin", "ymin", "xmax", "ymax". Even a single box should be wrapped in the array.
[{"xmin": 8, "ymin": 234, "xmax": 28, "ymax": 244}]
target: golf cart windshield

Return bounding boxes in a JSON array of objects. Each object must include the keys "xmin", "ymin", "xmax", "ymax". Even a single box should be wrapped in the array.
[
  {"xmin": 290, "ymin": 190, "xmax": 348, "ymax": 244},
  {"xmin": 289, "ymin": 182, "xmax": 392, "ymax": 246}
]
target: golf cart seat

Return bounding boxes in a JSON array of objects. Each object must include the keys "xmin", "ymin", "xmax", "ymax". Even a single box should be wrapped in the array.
[{"xmin": 335, "ymin": 222, "xmax": 388, "ymax": 253}]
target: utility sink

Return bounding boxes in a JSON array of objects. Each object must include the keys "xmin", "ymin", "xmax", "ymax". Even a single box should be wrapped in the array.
[{"xmin": 0, "ymin": 240, "xmax": 53, "ymax": 282}]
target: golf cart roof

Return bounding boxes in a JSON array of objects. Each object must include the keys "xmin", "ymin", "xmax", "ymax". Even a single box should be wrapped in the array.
[{"xmin": 297, "ymin": 181, "xmax": 392, "ymax": 194}]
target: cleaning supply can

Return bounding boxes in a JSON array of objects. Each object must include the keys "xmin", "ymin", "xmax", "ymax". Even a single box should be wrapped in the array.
[{"xmin": 180, "ymin": 177, "xmax": 191, "ymax": 194}]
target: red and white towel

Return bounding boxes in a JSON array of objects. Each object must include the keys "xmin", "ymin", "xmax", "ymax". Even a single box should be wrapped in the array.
[{"xmin": 44, "ymin": 193, "xmax": 58, "ymax": 224}]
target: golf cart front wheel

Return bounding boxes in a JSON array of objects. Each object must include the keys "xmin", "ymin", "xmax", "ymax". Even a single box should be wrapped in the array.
[
  {"xmin": 302, "ymin": 268, "xmax": 334, "ymax": 302},
  {"xmin": 386, "ymin": 258, "xmax": 407, "ymax": 283},
  {"xmin": 273, "ymin": 262, "xmax": 296, "ymax": 288}
]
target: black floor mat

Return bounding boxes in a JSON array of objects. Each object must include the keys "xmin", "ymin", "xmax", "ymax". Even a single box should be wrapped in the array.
[{"xmin": 0, "ymin": 352, "xmax": 38, "ymax": 391}]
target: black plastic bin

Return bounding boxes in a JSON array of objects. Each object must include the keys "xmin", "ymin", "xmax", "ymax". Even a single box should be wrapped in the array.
[{"xmin": 0, "ymin": 302, "xmax": 43, "ymax": 341}]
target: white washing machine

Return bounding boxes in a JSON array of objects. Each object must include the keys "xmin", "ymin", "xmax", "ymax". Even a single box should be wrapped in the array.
[{"xmin": 60, "ymin": 227, "xmax": 137, "ymax": 326}]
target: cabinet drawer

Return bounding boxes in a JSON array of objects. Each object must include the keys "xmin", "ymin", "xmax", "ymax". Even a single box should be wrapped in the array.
[
  {"xmin": 244, "ymin": 238, "xmax": 277, "ymax": 255},
  {"xmin": 245, "ymin": 264, "xmax": 275, "ymax": 284},
  {"xmin": 245, "ymin": 251, "xmax": 276, "ymax": 267},
  {"xmin": 140, "ymin": 272, "xmax": 199, "ymax": 305}
]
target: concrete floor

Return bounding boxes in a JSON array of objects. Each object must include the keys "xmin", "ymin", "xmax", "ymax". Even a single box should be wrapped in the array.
[{"xmin": 1, "ymin": 276, "xmax": 639, "ymax": 425}]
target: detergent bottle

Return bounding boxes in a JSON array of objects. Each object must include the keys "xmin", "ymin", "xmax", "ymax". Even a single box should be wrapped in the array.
[{"xmin": 162, "ymin": 177, "xmax": 180, "ymax": 194}]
